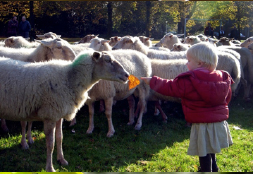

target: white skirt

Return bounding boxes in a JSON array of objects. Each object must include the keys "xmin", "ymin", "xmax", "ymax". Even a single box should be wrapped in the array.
[{"xmin": 187, "ymin": 121, "xmax": 233, "ymax": 157}]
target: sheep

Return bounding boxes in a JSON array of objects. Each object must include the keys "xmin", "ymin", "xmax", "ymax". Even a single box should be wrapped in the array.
[
  {"xmin": 139, "ymin": 36, "xmax": 153, "ymax": 47},
  {"xmin": 240, "ymin": 36, "xmax": 253, "ymax": 48},
  {"xmin": 4, "ymin": 36, "xmax": 40, "ymax": 48},
  {"xmin": 0, "ymin": 38, "xmax": 76, "ymax": 149},
  {"xmin": 78, "ymin": 34, "xmax": 99, "ymax": 44},
  {"xmin": 89, "ymin": 38, "xmax": 112, "ymax": 51},
  {"xmin": 218, "ymin": 46, "xmax": 253, "ymax": 100},
  {"xmin": 216, "ymin": 37, "xmax": 237, "ymax": 46},
  {"xmin": 71, "ymin": 49, "xmax": 152, "ymax": 136},
  {"xmin": 112, "ymin": 36, "xmax": 184, "ymax": 60},
  {"xmin": 109, "ymin": 36, "xmax": 121, "ymax": 47},
  {"xmin": 171, "ymin": 43, "xmax": 191, "ymax": 51},
  {"xmin": 155, "ymin": 33, "xmax": 181, "ymax": 49},
  {"xmin": 0, "ymin": 38, "xmax": 76, "ymax": 62},
  {"xmin": 0, "ymin": 50, "xmax": 129, "ymax": 172},
  {"xmin": 36, "ymin": 31, "xmax": 61, "ymax": 39},
  {"xmin": 184, "ymin": 36, "xmax": 202, "ymax": 45}
]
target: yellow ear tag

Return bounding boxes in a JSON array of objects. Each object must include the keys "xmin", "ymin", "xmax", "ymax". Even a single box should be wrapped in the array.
[{"xmin": 128, "ymin": 74, "xmax": 140, "ymax": 90}]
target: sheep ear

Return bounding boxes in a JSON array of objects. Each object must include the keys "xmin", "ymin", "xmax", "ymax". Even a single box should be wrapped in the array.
[
  {"xmin": 95, "ymin": 34, "xmax": 99, "ymax": 37},
  {"xmin": 57, "ymin": 35, "xmax": 61, "ymax": 38},
  {"xmin": 92, "ymin": 52, "xmax": 101, "ymax": 62},
  {"xmin": 145, "ymin": 37, "xmax": 149, "ymax": 41},
  {"xmin": 36, "ymin": 35, "xmax": 46, "ymax": 39},
  {"xmin": 40, "ymin": 40, "xmax": 53, "ymax": 47},
  {"xmin": 35, "ymin": 40, "xmax": 41, "ymax": 43}
]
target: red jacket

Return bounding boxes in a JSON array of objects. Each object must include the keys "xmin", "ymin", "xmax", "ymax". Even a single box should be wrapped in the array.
[{"xmin": 150, "ymin": 68, "xmax": 234, "ymax": 123}]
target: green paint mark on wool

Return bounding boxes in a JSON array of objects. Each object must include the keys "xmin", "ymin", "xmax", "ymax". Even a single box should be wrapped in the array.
[{"xmin": 72, "ymin": 53, "xmax": 89, "ymax": 67}]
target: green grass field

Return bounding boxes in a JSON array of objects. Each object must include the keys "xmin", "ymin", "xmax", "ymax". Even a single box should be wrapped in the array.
[{"xmin": 0, "ymin": 87, "xmax": 252, "ymax": 172}]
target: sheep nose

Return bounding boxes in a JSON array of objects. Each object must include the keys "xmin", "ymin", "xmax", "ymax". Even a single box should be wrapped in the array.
[
  {"xmin": 112, "ymin": 47, "xmax": 116, "ymax": 50},
  {"xmin": 125, "ymin": 73, "xmax": 129, "ymax": 78}
]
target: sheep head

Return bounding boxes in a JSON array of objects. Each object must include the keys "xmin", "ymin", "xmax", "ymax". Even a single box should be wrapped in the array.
[{"xmin": 39, "ymin": 38, "xmax": 76, "ymax": 61}]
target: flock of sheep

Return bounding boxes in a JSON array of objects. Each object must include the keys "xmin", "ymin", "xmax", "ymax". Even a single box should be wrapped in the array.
[{"xmin": 0, "ymin": 31, "xmax": 253, "ymax": 172}]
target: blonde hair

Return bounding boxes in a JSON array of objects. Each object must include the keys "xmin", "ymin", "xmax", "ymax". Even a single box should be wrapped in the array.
[{"xmin": 186, "ymin": 42, "xmax": 218, "ymax": 71}]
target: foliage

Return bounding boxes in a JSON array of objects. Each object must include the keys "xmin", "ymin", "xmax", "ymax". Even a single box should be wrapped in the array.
[{"xmin": 0, "ymin": 1, "xmax": 253, "ymax": 38}]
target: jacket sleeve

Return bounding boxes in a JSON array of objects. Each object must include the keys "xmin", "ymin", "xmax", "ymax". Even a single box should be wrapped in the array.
[{"xmin": 149, "ymin": 76, "xmax": 186, "ymax": 98}]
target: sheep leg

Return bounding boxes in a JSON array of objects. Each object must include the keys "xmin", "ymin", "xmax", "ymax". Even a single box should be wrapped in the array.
[
  {"xmin": 154, "ymin": 100, "xmax": 161, "ymax": 116},
  {"xmin": 243, "ymin": 83, "xmax": 251, "ymax": 101},
  {"xmin": 69, "ymin": 117, "xmax": 76, "ymax": 127},
  {"xmin": 155, "ymin": 101, "xmax": 168, "ymax": 122},
  {"xmin": 99, "ymin": 100, "xmax": 105, "ymax": 113},
  {"xmin": 127, "ymin": 95, "xmax": 135, "ymax": 126},
  {"xmin": 55, "ymin": 118, "xmax": 68, "ymax": 166},
  {"xmin": 86, "ymin": 101, "xmax": 95, "ymax": 134},
  {"xmin": 1, "ymin": 119, "xmax": 9, "ymax": 132},
  {"xmin": 27, "ymin": 121, "xmax": 34, "ymax": 144},
  {"xmin": 134, "ymin": 101, "xmax": 140, "ymax": 118},
  {"xmin": 44, "ymin": 120, "xmax": 56, "ymax": 172},
  {"xmin": 135, "ymin": 97, "xmax": 146, "ymax": 130},
  {"xmin": 104, "ymin": 98, "xmax": 115, "ymax": 137},
  {"xmin": 20, "ymin": 121, "xmax": 29, "ymax": 150}
]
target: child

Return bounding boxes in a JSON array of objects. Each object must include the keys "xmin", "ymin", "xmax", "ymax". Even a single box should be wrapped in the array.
[{"xmin": 141, "ymin": 42, "xmax": 233, "ymax": 172}]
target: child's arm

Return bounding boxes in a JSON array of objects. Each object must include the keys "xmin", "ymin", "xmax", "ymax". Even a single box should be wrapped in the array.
[{"xmin": 141, "ymin": 76, "xmax": 185, "ymax": 98}]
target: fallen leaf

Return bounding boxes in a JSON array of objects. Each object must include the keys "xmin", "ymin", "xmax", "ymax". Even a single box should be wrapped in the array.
[{"xmin": 128, "ymin": 74, "xmax": 140, "ymax": 90}]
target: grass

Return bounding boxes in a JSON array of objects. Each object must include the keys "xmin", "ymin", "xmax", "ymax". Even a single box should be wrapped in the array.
[{"xmin": 0, "ymin": 87, "xmax": 252, "ymax": 172}]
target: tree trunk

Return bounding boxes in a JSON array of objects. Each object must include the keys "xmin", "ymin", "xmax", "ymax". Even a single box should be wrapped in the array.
[
  {"xmin": 107, "ymin": 2, "xmax": 112, "ymax": 38},
  {"xmin": 145, "ymin": 1, "xmax": 151, "ymax": 37},
  {"xmin": 29, "ymin": 1, "xmax": 35, "ymax": 41}
]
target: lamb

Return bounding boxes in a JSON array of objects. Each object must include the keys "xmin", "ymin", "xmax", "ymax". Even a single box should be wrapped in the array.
[
  {"xmin": 71, "ymin": 49, "xmax": 152, "ymax": 136},
  {"xmin": 78, "ymin": 34, "xmax": 99, "ymax": 44},
  {"xmin": 171, "ymin": 43, "xmax": 191, "ymax": 51},
  {"xmin": 109, "ymin": 36, "xmax": 121, "ymax": 47},
  {"xmin": 36, "ymin": 32, "xmax": 61, "ymax": 39},
  {"xmin": 155, "ymin": 33, "xmax": 181, "ymax": 49},
  {"xmin": 0, "ymin": 51, "xmax": 129, "ymax": 172},
  {"xmin": 0, "ymin": 38, "xmax": 76, "ymax": 149},
  {"xmin": 240, "ymin": 36, "xmax": 253, "ymax": 48},
  {"xmin": 4, "ymin": 36, "xmax": 40, "ymax": 48}
]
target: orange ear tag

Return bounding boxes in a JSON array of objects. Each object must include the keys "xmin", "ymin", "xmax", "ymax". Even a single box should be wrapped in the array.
[{"xmin": 128, "ymin": 74, "xmax": 140, "ymax": 90}]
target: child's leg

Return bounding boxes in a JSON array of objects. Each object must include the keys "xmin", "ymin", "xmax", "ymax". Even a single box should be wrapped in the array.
[
  {"xmin": 211, "ymin": 153, "xmax": 219, "ymax": 172},
  {"xmin": 199, "ymin": 154, "xmax": 211, "ymax": 172}
]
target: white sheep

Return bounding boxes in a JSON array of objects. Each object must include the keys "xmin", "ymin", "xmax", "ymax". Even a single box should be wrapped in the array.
[
  {"xmin": 109, "ymin": 36, "xmax": 121, "ymax": 47},
  {"xmin": 0, "ymin": 38, "xmax": 76, "ymax": 149},
  {"xmin": 113, "ymin": 36, "xmax": 184, "ymax": 60},
  {"xmin": 171, "ymin": 43, "xmax": 191, "ymax": 51},
  {"xmin": 139, "ymin": 36, "xmax": 153, "ymax": 47},
  {"xmin": 4, "ymin": 36, "xmax": 40, "ymax": 48},
  {"xmin": 0, "ymin": 50, "xmax": 129, "ymax": 172},
  {"xmin": 155, "ymin": 33, "xmax": 181, "ymax": 49},
  {"xmin": 89, "ymin": 38, "xmax": 112, "ymax": 51},
  {"xmin": 240, "ymin": 36, "xmax": 253, "ymax": 48},
  {"xmin": 78, "ymin": 34, "xmax": 99, "ymax": 44},
  {"xmin": 218, "ymin": 46, "xmax": 253, "ymax": 100},
  {"xmin": 36, "ymin": 32, "xmax": 61, "ymax": 39},
  {"xmin": 184, "ymin": 36, "xmax": 202, "ymax": 45},
  {"xmin": 71, "ymin": 49, "xmax": 152, "ymax": 136}
]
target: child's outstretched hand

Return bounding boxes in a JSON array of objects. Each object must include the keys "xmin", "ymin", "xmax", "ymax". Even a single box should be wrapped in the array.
[{"xmin": 141, "ymin": 77, "xmax": 152, "ymax": 85}]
